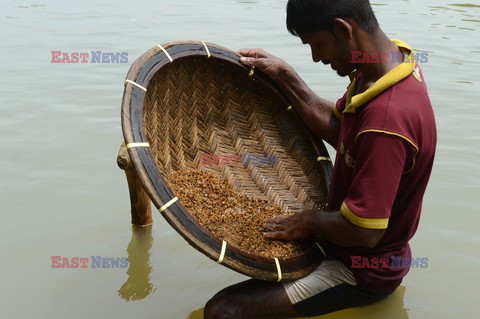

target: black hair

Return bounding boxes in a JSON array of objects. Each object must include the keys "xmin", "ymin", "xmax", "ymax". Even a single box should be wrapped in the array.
[{"xmin": 286, "ymin": 0, "xmax": 379, "ymax": 35}]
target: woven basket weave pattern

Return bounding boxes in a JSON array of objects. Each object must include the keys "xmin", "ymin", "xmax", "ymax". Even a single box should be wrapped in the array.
[{"xmin": 144, "ymin": 56, "xmax": 327, "ymax": 213}]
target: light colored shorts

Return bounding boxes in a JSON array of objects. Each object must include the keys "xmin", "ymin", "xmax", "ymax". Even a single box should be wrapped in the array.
[
  {"xmin": 282, "ymin": 260, "xmax": 389, "ymax": 317},
  {"xmin": 283, "ymin": 260, "xmax": 357, "ymax": 304}
]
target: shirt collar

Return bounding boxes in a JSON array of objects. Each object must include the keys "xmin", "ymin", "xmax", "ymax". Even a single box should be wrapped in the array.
[{"xmin": 344, "ymin": 39, "xmax": 416, "ymax": 114}]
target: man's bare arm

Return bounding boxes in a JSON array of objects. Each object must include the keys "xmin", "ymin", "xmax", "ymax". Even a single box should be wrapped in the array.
[
  {"xmin": 274, "ymin": 68, "xmax": 340, "ymax": 147},
  {"xmin": 239, "ymin": 48, "xmax": 340, "ymax": 147},
  {"xmin": 263, "ymin": 210, "xmax": 386, "ymax": 249}
]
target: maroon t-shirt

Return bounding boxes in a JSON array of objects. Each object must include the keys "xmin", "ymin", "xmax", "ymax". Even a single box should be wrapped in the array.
[{"xmin": 322, "ymin": 40, "xmax": 437, "ymax": 294}]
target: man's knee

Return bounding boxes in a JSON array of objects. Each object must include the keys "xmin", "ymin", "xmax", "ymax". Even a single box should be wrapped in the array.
[
  {"xmin": 203, "ymin": 294, "xmax": 247, "ymax": 319},
  {"xmin": 203, "ymin": 297, "xmax": 224, "ymax": 319}
]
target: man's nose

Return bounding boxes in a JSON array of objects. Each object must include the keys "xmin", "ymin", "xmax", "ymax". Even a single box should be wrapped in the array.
[{"xmin": 311, "ymin": 48, "xmax": 322, "ymax": 63}]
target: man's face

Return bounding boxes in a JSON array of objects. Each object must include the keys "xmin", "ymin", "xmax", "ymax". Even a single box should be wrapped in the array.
[{"xmin": 299, "ymin": 30, "xmax": 354, "ymax": 77}]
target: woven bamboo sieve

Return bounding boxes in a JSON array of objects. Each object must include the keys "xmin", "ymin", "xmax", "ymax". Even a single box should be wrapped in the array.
[{"xmin": 121, "ymin": 41, "xmax": 333, "ymax": 281}]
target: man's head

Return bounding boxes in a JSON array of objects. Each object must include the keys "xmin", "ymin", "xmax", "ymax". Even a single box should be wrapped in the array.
[{"xmin": 286, "ymin": 0, "xmax": 379, "ymax": 76}]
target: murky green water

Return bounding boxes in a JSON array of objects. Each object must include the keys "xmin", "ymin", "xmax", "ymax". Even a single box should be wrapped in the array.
[{"xmin": 1, "ymin": 0, "xmax": 479, "ymax": 318}]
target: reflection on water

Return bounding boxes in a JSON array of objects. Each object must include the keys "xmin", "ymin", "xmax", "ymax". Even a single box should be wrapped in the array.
[
  {"xmin": 118, "ymin": 225, "xmax": 156, "ymax": 301},
  {"xmin": 1, "ymin": 0, "xmax": 479, "ymax": 318},
  {"xmin": 186, "ymin": 286, "xmax": 408, "ymax": 319},
  {"xmin": 317, "ymin": 286, "xmax": 408, "ymax": 319},
  {"xmin": 449, "ymin": 3, "xmax": 480, "ymax": 8},
  {"xmin": 187, "ymin": 308, "xmax": 204, "ymax": 319}
]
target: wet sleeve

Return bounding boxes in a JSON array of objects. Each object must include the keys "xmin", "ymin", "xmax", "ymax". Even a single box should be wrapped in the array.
[{"xmin": 340, "ymin": 132, "xmax": 409, "ymax": 229}]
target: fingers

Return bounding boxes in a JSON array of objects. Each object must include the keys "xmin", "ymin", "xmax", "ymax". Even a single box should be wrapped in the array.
[
  {"xmin": 263, "ymin": 215, "xmax": 289, "ymax": 231},
  {"xmin": 238, "ymin": 48, "xmax": 270, "ymax": 68},
  {"xmin": 238, "ymin": 56, "xmax": 257, "ymax": 67},
  {"xmin": 263, "ymin": 216, "xmax": 293, "ymax": 241},
  {"xmin": 239, "ymin": 56, "xmax": 269, "ymax": 69},
  {"xmin": 264, "ymin": 231, "xmax": 289, "ymax": 241},
  {"xmin": 238, "ymin": 48, "xmax": 254, "ymax": 57},
  {"xmin": 238, "ymin": 48, "xmax": 267, "ymax": 58},
  {"xmin": 263, "ymin": 213, "xmax": 311, "ymax": 241}
]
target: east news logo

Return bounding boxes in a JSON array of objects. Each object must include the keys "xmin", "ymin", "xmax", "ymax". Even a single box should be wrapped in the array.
[
  {"xmin": 51, "ymin": 256, "xmax": 128, "ymax": 268},
  {"xmin": 51, "ymin": 51, "xmax": 128, "ymax": 63},
  {"xmin": 351, "ymin": 256, "xmax": 429, "ymax": 269}
]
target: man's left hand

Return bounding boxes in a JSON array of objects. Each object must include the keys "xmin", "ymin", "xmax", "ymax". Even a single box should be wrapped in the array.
[{"xmin": 263, "ymin": 211, "xmax": 315, "ymax": 241}]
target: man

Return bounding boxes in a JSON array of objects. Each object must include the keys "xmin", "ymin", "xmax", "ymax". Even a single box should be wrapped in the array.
[{"xmin": 204, "ymin": 0, "xmax": 436, "ymax": 318}]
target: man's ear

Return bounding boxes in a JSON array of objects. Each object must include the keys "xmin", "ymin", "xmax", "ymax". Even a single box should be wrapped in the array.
[{"xmin": 333, "ymin": 18, "xmax": 353, "ymax": 41}]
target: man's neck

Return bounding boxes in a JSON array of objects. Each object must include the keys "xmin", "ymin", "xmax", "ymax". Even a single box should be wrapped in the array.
[{"xmin": 355, "ymin": 29, "xmax": 403, "ymax": 93}]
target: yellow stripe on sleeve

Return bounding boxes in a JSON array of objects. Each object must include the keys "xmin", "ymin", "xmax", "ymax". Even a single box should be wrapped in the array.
[{"xmin": 340, "ymin": 202, "xmax": 389, "ymax": 229}]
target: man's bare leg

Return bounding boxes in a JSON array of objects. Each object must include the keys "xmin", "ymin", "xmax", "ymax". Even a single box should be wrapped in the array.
[{"xmin": 203, "ymin": 279, "xmax": 299, "ymax": 319}]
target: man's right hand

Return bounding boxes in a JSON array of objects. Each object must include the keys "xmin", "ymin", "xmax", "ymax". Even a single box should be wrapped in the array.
[{"xmin": 238, "ymin": 48, "xmax": 293, "ymax": 82}]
